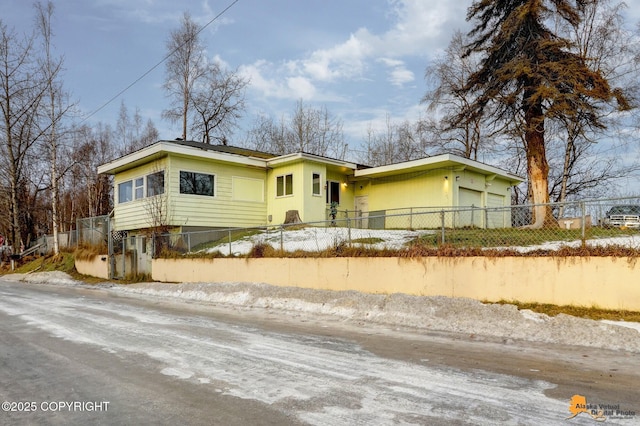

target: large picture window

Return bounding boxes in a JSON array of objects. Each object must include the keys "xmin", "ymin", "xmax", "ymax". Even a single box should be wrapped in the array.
[
  {"xmin": 180, "ymin": 171, "xmax": 215, "ymax": 196},
  {"xmin": 276, "ymin": 174, "xmax": 293, "ymax": 197}
]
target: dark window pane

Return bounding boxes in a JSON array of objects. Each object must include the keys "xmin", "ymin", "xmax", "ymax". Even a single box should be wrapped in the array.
[
  {"xmin": 180, "ymin": 171, "xmax": 214, "ymax": 196},
  {"xmin": 276, "ymin": 176, "xmax": 284, "ymax": 197},
  {"xmin": 285, "ymin": 174, "xmax": 293, "ymax": 196}
]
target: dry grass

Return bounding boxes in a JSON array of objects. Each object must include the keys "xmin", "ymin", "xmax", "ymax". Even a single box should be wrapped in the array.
[
  {"xmin": 74, "ymin": 243, "xmax": 108, "ymax": 261},
  {"xmin": 494, "ymin": 300, "xmax": 640, "ymax": 322},
  {"xmin": 2, "ymin": 250, "xmax": 77, "ymax": 276}
]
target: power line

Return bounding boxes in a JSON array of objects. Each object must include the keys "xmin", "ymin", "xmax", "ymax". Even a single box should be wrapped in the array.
[{"xmin": 79, "ymin": 0, "xmax": 240, "ymax": 124}]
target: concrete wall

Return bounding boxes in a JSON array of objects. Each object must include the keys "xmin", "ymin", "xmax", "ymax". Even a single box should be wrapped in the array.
[
  {"xmin": 75, "ymin": 255, "xmax": 110, "ymax": 279},
  {"xmin": 152, "ymin": 257, "xmax": 640, "ymax": 311}
]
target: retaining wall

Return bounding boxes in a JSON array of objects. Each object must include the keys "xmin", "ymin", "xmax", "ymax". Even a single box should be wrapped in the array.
[
  {"xmin": 75, "ymin": 255, "xmax": 110, "ymax": 279},
  {"xmin": 151, "ymin": 257, "xmax": 640, "ymax": 311}
]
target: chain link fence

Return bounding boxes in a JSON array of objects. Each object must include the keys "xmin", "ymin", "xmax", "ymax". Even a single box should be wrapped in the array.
[
  {"xmin": 77, "ymin": 215, "xmax": 110, "ymax": 249},
  {"xmin": 154, "ymin": 196, "xmax": 640, "ymax": 256}
]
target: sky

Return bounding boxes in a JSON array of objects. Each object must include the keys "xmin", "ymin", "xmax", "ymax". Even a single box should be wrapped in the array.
[{"xmin": 3, "ymin": 0, "xmax": 640, "ymax": 166}]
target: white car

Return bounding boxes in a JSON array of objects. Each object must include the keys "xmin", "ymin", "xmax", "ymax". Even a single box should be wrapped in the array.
[{"xmin": 602, "ymin": 205, "xmax": 640, "ymax": 228}]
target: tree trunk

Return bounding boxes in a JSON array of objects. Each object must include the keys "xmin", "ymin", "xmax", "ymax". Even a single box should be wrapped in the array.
[
  {"xmin": 51, "ymin": 134, "xmax": 60, "ymax": 256},
  {"xmin": 523, "ymin": 93, "xmax": 556, "ymax": 229}
]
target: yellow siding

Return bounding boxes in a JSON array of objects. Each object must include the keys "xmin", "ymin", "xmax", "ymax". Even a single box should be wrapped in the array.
[
  {"xmin": 326, "ymin": 169, "xmax": 354, "ymax": 213},
  {"xmin": 355, "ymin": 170, "xmax": 451, "ymax": 213},
  {"xmin": 113, "ymin": 159, "xmax": 168, "ymax": 231},
  {"xmin": 166, "ymin": 155, "xmax": 267, "ymax": 229},
  {"xmin": 267, "ymin": 163, "xmax": 305, "ymax": 224},
  {"xmin": 302, "ymin": 163, "xmax": 327, "ymax": 223}
]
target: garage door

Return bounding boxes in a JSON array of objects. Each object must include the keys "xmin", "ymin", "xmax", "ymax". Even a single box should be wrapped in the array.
[
  {"xmin": 486, "ymin": 193, "xmax": 506, "ymax": 228},
  {"xmin": 458, "ymin": 188, "xmax": 483, "ymax": 228}
]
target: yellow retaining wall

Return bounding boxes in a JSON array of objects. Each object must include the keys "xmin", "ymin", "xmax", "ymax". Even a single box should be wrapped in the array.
[
  {"xmin": 152, "ymin": 257, "xmax": 640, "ymax": 311},
  {"xmin": 75, "ymin": 255, "xmax": 110, "ymax": 280}
]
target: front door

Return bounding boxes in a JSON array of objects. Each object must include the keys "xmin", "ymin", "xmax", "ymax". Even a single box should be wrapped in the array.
[{"xmin": 354, "ymin": 195, "xmax": 369, "ymax": 229}]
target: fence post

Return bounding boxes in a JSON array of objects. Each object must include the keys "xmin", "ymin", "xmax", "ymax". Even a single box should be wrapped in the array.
[
  {"xmin": 410, "ymin": 207, "xmax": 413, "ymax": 230},
  {"xmin": 187, "ymin": 233, "xmax": 191, "ymax": 253},
  {"xmin": 440, "ymin": 210, "xmax": 445, "ymax": 245},
  {"xmin": 581, "ymin": 201, "xmax": 587, "ymax": 244},
  {"xmin": 485, "ymin": 207, "xmax": 489, "ymax": 229},
  {"xmin": 122, "ymin": 237, "xmax": 126, "ymax": 279},
  {"xmin": 280, "ymin": 225, "xmax": 284, "ymax": 252},
  {"xmin": 228, "ymin": 229, "xmax": 232, "ymax": 256},
  {"xmin": 347, "ymin": 218, "xmax": 352, "ymax": 247}
]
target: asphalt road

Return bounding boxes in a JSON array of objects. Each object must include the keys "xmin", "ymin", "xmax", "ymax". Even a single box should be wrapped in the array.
[{"xmin": 0, "ymin": 279, "xmax": 638, "ymax": 425}]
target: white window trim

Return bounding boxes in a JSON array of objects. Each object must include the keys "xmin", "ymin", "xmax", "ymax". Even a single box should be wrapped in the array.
[
  {"xmin": 312, "ymin": 172, "xmax": 322, "ymax": 197},
  {"xmin": 117, "ymin": 180, "xmax": 133, "ymax": 204},
  {"xmin": 276, "ymin": 173, "xmax": 294, "ymax": 198}
]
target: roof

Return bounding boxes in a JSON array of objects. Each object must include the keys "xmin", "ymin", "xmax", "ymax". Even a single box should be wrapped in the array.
[
  {"xmin": 97, "ymin": 140, "xmax": 523, "ymax": 185},
  {"xmin": 166, "ymin": 140, "xmax": 277, "ymax": 159},
  {"xmin": 355, "ymin": 154, "xmax": 523, "ymax": 184},
  {"xmin": 97, "ymin": 140, "xmax": 270, "ymax": 175},
  {"xmin": 97, "ymin": 140, "xmax": 358, "ymax": 175}
]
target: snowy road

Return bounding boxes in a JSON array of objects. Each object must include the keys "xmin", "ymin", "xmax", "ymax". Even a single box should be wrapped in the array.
[{"xmin": 0, "ymin": 279, "xmax": 638, "ymax": 425}]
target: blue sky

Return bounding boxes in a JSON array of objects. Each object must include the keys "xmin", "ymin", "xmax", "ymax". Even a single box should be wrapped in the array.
[{"xmin": 4, "ymin": 0, "xmax": 640, "ymax": 165}]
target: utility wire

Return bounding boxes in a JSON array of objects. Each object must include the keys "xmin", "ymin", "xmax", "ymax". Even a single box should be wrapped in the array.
[{"xmin": 79, "ymin": 0, "xmax": 240, "ymax": 124}]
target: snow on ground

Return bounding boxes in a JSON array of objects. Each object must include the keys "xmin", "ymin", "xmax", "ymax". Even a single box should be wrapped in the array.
[
  {"xmin": 205, "ymin": 228, "xmax": 434, "ymax": 255},
  {"xmin": 202, "ymin": 226, "xmax": 640, "ymax": 255},
  {"xmin": 3, "ymin": 272, "xmax": 640, "ymax": 353},
  {"xmin": 511, "ymin": 234, "xmax": 640, "ymax": 253}
]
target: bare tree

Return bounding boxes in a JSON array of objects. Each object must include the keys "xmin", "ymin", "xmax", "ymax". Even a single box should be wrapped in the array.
[
  {"xmin": 162, "ymin": 12, "xmax": 207, "ymax": 141},
  {"xmin": 362, "ymin": 115, "xmax": 430, "ymax": 166},
  {"xmin": 67, "ymin": 123, "xmax": 114, "ymax": 220},
  {"xmin": 115, "ymin": 100, "xmax": 159, "ymax": 155},
  {"xmin": 0, "ymin": 20, "xmax": 48, "ymax": 250},
  {"xmin": 422, "ymin": 31, "xmax": 491, "ymax": 161},
  {"xmin": 245, "ymin": 100, "xmax": 348, "ymax": 159},
  {"xmin": 190, "ymin": 62, "xmax": 248, "ymax": 144},
  {"xmin": 142, "ymin": 161, "xmax": 171, "ymax": 234},
  {"xmin": 35, "ymin": 1, "xmax": 75, "ymax": 255},
  {"xmin": 551, "ymin": 0, "xmax": 640, "ymax": 206}
]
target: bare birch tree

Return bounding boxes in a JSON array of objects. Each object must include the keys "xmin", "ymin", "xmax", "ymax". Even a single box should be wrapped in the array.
[
  {"xmin": 189, "ymin": 61, "xmax": 248, "ymax": 144},
  {"xmin": 162, "ymin": 12, "xmax": 207, "ymax": 141},
  {"xmin": 35, "ymin": 1, "xmax": 74, "ymax": 255},
  {"xmin": 0, "ymin": 20, "xmax": 47, "ymax": 250}
]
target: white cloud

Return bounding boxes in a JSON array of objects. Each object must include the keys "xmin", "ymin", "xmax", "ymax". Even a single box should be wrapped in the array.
[
  {"xmin": 300, "ymin": 30, "xmax": 375, "ymax": 82},
  {"xmin": 389, "ymin": 68, "xmax": 415, "ymax": 86},
  {"xmin": 246, "ymin": 0, "xmax": 467, "ymax": 102},
  {"xmin": 378, "ymin": 58, "xmax": 415, "ymax": 86},
  {"xmin": 286, "ymin": 77, "xmax": 316, "ymax": 99}
]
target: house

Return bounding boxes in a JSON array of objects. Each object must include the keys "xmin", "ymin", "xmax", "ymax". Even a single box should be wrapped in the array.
[{"xmin": 97, "ymin": 139, "xmax": 523, "ymax": 235}]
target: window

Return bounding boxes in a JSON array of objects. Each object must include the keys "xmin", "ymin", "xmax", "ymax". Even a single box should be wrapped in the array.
[
  {"xmin": 326, "ymin": 181, "xmax": 340, "ymax": 204},
  {"xmin": 276, "ymin": 174, "xmax": 293, "ymax": 197},
  {"xmin": 312, "ymin": 173, "xmax": 321, "ymax": 196},
  {"xmin": 134, "ymin": 177, "xmax": 144, "ymax": 199},
  {"xmin": 180, "ymin": 171, "xmax": 215, "ymax": 196},
  {"xmin": 147, "ymin": 171, "xmax": 165, "ymax": 196},
  {"xmin": 118, "ymin": 181, "xmax": 133, "ymax": 203}
]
